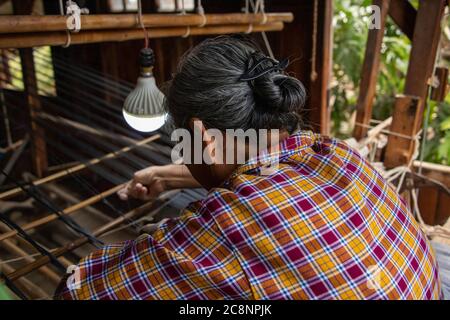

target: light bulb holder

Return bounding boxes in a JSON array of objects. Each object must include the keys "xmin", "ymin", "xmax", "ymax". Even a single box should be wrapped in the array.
[
  {"xmin": 140, "ymin": 47, "xmax": 154, "ymax": 65},
  {"xmin": 140, "ymin": 48, "xmax": 155, "ymax": 77}
]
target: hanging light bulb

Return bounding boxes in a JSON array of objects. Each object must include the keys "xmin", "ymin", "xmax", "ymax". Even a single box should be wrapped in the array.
[{"xmin": 122, "ymin": 48, "xmax": 166, "ymax": 133}]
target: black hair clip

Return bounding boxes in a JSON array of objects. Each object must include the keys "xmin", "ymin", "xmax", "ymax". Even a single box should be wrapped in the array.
[{"xmin": 239, "ymin": 56, "xmax": 289, "ymax": 82}]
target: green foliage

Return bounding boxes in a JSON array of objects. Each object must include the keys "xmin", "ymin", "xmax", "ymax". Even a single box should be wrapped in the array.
[
  {"xmin": 332, "ymin": 0, "xmax": 450, "ymax": 165},
  {"xmin": 0, "ymin": 285, "xmax": 12, "ymax": 300},
  {"xmin": 421, "ymin": 100, "xmax": 450, "ymax": 165}
]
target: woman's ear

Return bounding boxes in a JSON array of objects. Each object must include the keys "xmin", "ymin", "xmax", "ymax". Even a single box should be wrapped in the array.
[
  {"xmin": 188, "ymin": 117, "xmax": 203, "ymax": 133},
  {"xmin": 188, "ymin": 118, "xmax": 222, "ymax": 165}
]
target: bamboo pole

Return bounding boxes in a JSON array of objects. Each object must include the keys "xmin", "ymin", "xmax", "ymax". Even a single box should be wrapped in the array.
[
  {"xmin": 0, "ymin": 22, "xmax": 284, "ymax": 49},
  {"xmin": 0, "ymin": 134, "xmax": 160, "ymax": 200},
  {"xmin": 2, "ymin": 195, "xmax": 172, "ymax": 282},
  {"xmin": 0, "ymin": 13, "xmax": 293, "ymax": 33},
  {"xmin": 0, "ymin": 183, "xmax": 125, "ymax": 242}
]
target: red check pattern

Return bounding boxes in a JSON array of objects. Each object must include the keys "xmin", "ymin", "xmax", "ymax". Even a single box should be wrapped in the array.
[{"xmin": 57, "ymin": 131, "xmax": 441, "ymax": 300}]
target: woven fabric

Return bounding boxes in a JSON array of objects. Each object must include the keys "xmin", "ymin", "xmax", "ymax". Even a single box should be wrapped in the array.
[{"xmin": 57, "ymin": 131, "xmax": 441, "ymax": 300}]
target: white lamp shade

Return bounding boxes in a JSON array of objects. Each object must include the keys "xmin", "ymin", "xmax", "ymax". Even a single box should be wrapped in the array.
[{"xmin": 122, "ymin": 76, "xmax": 166, "ymax": 132}]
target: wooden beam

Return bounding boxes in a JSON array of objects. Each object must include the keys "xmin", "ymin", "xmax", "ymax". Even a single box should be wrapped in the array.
[
  {"xmin": 0, "ymin": 13, "xmax": 294, "ymax": 34},
  {"xmin": 388, "ymin": 0, "xmax": 417, "ymax": 41},
  {"xmin": 384, "ymin": 0, "xmax": 445, "ymax": 168},
  {"xmin": 0, "ymin": 22, "xmax": 285, "ymax": 49},
  {"xmin": 353, "ymin": 0, "xmax": 390, "ymax": 140}
]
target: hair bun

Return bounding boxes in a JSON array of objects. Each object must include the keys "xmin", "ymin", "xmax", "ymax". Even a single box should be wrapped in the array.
[{"xmin": 252, "ymin": 72, "xmax": 306, "ymax": 114}]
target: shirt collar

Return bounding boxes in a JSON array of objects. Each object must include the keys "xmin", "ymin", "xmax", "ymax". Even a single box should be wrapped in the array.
[{"xmin": 222, "ymin": 130, "xmax": 318, "ymax": 186}]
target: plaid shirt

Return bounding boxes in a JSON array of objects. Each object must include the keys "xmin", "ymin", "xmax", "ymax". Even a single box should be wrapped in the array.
[{"xmin": 57, "ymin": 131, "xmax": 441, "ymax": 300}]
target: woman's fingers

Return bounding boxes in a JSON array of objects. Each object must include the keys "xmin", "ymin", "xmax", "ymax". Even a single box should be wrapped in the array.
[
  {"xmin": 117, "ymin": 185, "xmax": 129, "ymax": 201},
  {"xmin": 118, "ymin": 166, "xmax": 172, "ymax": 201}
]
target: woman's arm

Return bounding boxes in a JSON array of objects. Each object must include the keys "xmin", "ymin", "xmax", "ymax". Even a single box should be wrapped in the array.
[{"xmin": 117, "ymin": 164, "xmax": 201, "ymax": 201}]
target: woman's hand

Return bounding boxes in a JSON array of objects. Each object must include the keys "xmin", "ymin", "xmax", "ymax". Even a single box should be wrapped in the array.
[
  {"xmin": 117, "ymin": 166, "xmax": 166, "ymax": 201},
  {"xmin": 117, "ymin": 164, "xmax": 200, "ymax": 201}
]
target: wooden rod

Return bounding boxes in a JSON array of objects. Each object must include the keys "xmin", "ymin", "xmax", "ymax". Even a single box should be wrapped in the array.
[
  {"xmin": 3, "ymin": 198, "xmax": 165, "ymax": 282},
  {"xmin": 0, "ymin": 13, "xmax": 293, "ymax": 34},
  {"xmin": 1, "ymin": 260, "xmax": 48, "ymax": 299},
  {"xmin": 0, "ymin": 134, "xmax": 160, "ymax": 200},
  {"xmin": 0, "ymin": 183, "xmax": 125, "ymax": 243},
  {"xmin": 0, "ymin": 222, "xmax": 60, "ymax": 284},
  {"xmin": 0, "ymin": 237, "xmax": 61, "ymax": 284},
  {"xmin": 0, "ymin": 22, "xmax": 285, "ymax": 49}
]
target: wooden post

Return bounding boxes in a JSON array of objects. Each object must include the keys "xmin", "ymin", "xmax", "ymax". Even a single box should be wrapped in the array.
[
  {"xmin": 309, "ymin": 0, "xmax": 333, "ymax": 135},
  {"xmin": 19, "ymin": 49, "xmax": 48, "ymax": 178},
  {"xmin": 353, "ymin": 0, "xmax": 390, "ymax": 140},
  {"xmin": 12, "ymin": 0, "xmax": 48, "ymax": 177},
  {"xmin": 384, "ymin": 0, "xmax": 446, "ymax": 168},
  {"xmin": 384, "ymin": 94, "xmax": 421, "ymax": 168}
]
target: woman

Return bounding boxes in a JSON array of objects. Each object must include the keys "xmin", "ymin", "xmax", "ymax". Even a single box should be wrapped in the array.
[{"xmin": 57, "ymin": 36, "xmax": 441, "ymax": 300}]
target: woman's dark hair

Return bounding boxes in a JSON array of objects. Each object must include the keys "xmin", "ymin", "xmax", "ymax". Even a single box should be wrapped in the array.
[{"xmin": 164, "ymin": 35, "xmax": 306, "ymax": 133}]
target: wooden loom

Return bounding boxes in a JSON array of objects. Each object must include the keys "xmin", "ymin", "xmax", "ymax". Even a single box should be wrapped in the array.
[{"xmin": 0, "ymin": 0, "xmax": 336, "ymax": 300}]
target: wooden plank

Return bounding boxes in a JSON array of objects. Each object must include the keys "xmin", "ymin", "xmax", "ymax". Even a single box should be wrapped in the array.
[
  {"xmin": 388, "ymin": 0, "xmax": 417, "ymax": 41},
  {"xmin": 309, "ymin": 0, "xmax": 333, "ymax": 135},
  {"xmin": 353, "ymin": 0, "xmax": 390, "ymax": 140},
  {"xmin": 384, "ymin": 0, "xmax": 445, "ymax": 168},
  {"xmin": 384, "ymin": 94, "xmax": 421, "ymax": 168}
]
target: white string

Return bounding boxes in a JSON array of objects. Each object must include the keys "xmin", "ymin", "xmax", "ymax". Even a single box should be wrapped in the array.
[
  {"xmin": 180, "ymin": 0, "xmax": 190, "ymax": 38},
  {"xmin": 182, "ymin": 26, "xmax": 191, "ymax": 38},
  {"xmin": 249, "ymin": 0, "xmax": 274, "ymax": 59},
  {"xmin": 59, "ymin": 0, "xmax": 72, "ymax": 48},
  {"xmin": 197, "ymin": 0, "xmax": 207, "ymax": 27}
]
